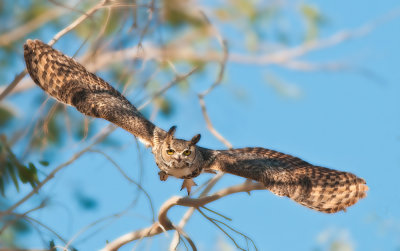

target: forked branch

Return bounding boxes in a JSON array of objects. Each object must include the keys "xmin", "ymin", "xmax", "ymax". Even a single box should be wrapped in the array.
[{"xmin": 102, "ymin": 181, "xmax": 265, "ymax": 250}]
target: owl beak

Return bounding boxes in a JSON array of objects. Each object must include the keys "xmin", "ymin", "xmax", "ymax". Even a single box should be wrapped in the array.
[{"xmin": 176, "ymin": 156, "xmax": 182, "ymax": 163}]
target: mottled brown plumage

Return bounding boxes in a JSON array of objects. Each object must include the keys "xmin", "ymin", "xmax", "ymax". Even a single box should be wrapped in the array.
[
  {"xmin": 206, "ymin": 148, "xmax": 367, "ymax": 213},
  {"xmin": 24, "ymin": 39, "xmax": 368, "ymax": 213},
  {"xmin": 24, "ymin": 39, "xmax": 159, "ymax": 147}
]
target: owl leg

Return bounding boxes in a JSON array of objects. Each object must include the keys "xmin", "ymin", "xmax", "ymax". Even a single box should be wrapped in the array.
[
  {"xmin": 158, "ymin": 171, "xmax": 169, "ymax": 181},
  {"xmin": 181, "ymin": 179, "xmax": 197, "ymax": 195}
]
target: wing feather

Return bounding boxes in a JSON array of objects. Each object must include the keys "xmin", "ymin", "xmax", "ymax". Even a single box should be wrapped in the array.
[
  {"xmin": 24, "ymin": 39, "xmax": 160, "ymax": 147},
  {"xmin": 209, "ymin": 147, "xmax": 368, "ymax": 213}
]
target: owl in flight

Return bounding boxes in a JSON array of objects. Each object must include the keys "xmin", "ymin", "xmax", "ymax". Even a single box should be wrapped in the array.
[{"xmin": 24, "ymin": 39, "xmax": 368, "ymax": 213}]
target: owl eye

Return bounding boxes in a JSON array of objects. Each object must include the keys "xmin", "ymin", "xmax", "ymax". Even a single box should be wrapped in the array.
[
  {"xmin": 166, "ymin": 149, "xmax": 175, "ymax": 155},
  {"xmin": 182, "ymin": 150, "xmax": 191, "ymax": 156}
]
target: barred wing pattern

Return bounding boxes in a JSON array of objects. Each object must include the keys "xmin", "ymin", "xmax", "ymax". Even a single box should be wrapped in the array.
[
  {"xmin": 24, "ymin": 39, "xmax": 159, "ymax": 147},
  {"xmin": 209, "ymin": 147, "xmax": 368, "ymax": 213},
  {"xmin": 24, "ymin": 39, "xmax": 368, "ymax": 213}
]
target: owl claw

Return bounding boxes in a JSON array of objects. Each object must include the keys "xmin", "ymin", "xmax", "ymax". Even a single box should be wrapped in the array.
[
  {"xmin": 158, "ymin": 171, "xmax": 168, "ymax": 181},
  {"xmin": 181, "ymin": 179, "xmax": 197, "ymax": 195}
]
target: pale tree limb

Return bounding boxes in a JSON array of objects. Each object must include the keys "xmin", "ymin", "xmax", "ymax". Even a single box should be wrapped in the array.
[
  {"xmin": 1, "ymin": 5, "xmax": 398, "ymax": 101},
  {"xmin": 1, "ymin": 7, "xmax": 394, "ymax": 99},
  {"xmin": 48, "ymin": 0, "xmax": 110, "ymax": 46},
  {"xmin": 2, "ymin": 3, "xmax": 395, "ymax": 250},
  {"xmin": 169, "ymin": 173, "xmax": 224, "ymax": 250},
  {"xmin": 168, "ymin": 9, "xmax": 232, "ymax": 250},
  {"xmin": 77, "ymin": 6, "xmax": 400, "ymax": 73},
  {"xmin": 101, "ymin": 181, "xmax": 265, "ymax": 250}
]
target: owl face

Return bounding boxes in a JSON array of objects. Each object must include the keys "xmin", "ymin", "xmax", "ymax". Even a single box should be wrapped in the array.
[
  {"xmin": 161, "ymin": 139, "xmax": 198, "ymax": 168},
  {"xmin": 159, "ymin": 126, "xmax": 201, "ymax": 172}
]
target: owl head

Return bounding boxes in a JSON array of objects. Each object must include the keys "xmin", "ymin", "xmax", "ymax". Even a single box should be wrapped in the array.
[{"xmin": 160, "ymin": 126, "xmax": 201, "ymax": 169}]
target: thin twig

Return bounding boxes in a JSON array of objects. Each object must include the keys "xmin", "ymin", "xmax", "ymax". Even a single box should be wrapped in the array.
[
  {"xmin": 169, "ymin": 173, "xmax": 224, "ymax": 250},
  {"xmin": 198, "ymin": 97, "xmax": 232, "ymax": 149},
  {"xmin": 170, "ymin": 10, "xmax": 230, "ymax": 248},
  {"xmin": 0, "ymin": 202, "xmax": 46, "ymax": 235},
  {"xmin": 88, "ymin": 149, "xmax": 155, "ymax": 221},
  {"xmin": 0, "ymin": 69, "xmax": 27, "ymax": 102},
  {"xmin": 197, "ymin": 208, "xmax": 245, "ymax": 251},
  {"xmin": 0, "ymin": 0, "xmax": 109, "ymax": 102},
  {"xmin": 173, "ymin": 225, "xmax": 197, "ymax": 251},
  {"xmin": 102, "ymin": 181, "xmax": 265, "ymax": 250},
  {"xmin": 0, "ymin": 9, "xmax": 65, "ymax": 46},
  {"xmin": 48, "ymin": 0, "xmax": 109, "ymax": 46},
  {"xmin": 20, "ymin": 214, "xmax": 68, "ymax": 245},
  {"xmin": 138, "ymin": 66, "xmax": 199, "ymax": 110},
  {"xmin": 1, "ymin": 125, "xmax": 114, "ymax": 218}
]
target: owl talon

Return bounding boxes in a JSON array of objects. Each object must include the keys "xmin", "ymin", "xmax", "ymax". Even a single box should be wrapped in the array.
[
  {"xmin": 181, "ymin": 179, "xmax": 197, "ymax": 195},
  {"xmin": 158, "ymin": 171, "xmax": 169, "ymax": 181}
]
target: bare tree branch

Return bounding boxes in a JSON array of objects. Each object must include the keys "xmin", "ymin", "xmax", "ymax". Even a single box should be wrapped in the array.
[
  {"xmin": 138, "ymin": 66, "xmax": 199, "ymax": 110},
  {"xmin": 0, "ymin": 9, "xmax": 65, "ymax": 47},
  {"xmin": 0, "ymin": 125, "xmax": 115, "ymax": 218},
  {"xmin": 0, "ymin": 0, "xmax": 110, "ymax": 102},
  {"xmin": 169, "ymin": 173, "xmax": 224, "ymax": 250},
  {"xmin": 102, "ymin": 181, "xmax": 265, "ymax": 250}
]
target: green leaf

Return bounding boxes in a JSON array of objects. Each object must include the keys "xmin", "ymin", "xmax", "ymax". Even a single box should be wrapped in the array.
[
  {"xmin": 47, "ymin": 115, "xmax": 61, "ymax": 144},
  {"xmin": 0, "ymin": 106, "xmax": 14, "ymax": 126},
  {"xmin": 0, "ymin": 178, "xmax": 4, "ymax": 196},
  {"xmin": 39, "ymin": 160, "xmax": 49, "ymax": 166},
  {"xmin": 155, "ymin": 97, "xmax": 173, "ymax": 117},
  {"xmin": 7, "ymin": 163, "xmax": 19, "ymax": 192},
  {"xmin": 163, "ymin": 0, "xmax": 205, "ymax": 27},
  {"xmin": 18, "ymin": 166, "xmax": 29, "ymax": 183},
  {"xmin": 28, "ymin": 162, "xmax": 39, "ymax": 188},
  {"xmin": 12, "ymin": 220, "xmax": 30, "ymax": 233},
  {"xmin": 301, "ymin": 4, "xmax": 321, "ymax": 21},
  {"xmin": 300, "ymin": 4, "xmax": 327, "ymax": 41},
  {"xmin": 76, "ymin": 191, "xmax": 98, "ymax": 210},
  {"xmin": 49, "ymin": 240, "xmax": 55, "ymax": 249},
  {"xmin": 28, "ymin": 162, "xmax": 36, "ymax": 172}
]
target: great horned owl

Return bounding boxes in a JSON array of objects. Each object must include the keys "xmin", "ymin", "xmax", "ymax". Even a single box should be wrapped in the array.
[{"xmin": 23, "ymin": 39, "xmax": 368, "ymax": 213}]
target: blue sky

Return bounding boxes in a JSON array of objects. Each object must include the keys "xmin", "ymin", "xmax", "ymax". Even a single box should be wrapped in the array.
[{"xmin": 3, "ymin": 0, "xmax": 400, "ymax": 250}]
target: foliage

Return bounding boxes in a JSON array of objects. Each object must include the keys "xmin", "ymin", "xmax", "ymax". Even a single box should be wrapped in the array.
[
  {"xmin": 0, "ymin": 0, "xmax": 378, "ymax": 250},
  {"xmin": 0, "ymin": 135, "xmax": 40, "ymax": 196}
]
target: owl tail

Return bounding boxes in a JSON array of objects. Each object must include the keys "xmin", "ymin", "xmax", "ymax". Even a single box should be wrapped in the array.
[{"xmin": 265, "ymin": 166, "xmax": 369, "ymax": 213}]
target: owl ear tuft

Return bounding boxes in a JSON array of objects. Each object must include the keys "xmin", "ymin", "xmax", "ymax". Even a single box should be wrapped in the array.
[
  {"xmin": 167, "ymin": 126, "xmax": 177, "ymax": 136},
  {"xmin": 190, "ymin": 134, "xmax": 201, "ymax": 146},
  {"xmin": 165, "ymin": 126, "xmax": 177, "ymax": 143}
]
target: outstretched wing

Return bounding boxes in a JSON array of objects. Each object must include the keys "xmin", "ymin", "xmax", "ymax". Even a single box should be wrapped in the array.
[
  {"xmin": 207, "ymin": 147, "xmax": 368, "ymax": 213},
  {"xmin": 24, "ymin": 39, "xmax": 161, "ymax": 147}
]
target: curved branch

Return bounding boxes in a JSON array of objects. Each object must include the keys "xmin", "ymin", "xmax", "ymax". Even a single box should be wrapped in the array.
[{"xmin": 102, "ymin": 181, "xmax": 265, "ymax": 250}]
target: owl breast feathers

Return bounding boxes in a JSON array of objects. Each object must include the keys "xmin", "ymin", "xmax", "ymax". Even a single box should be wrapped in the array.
[{"xmin": 24, "ymin": 39, "xmax": 368, "ymax": 213}]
